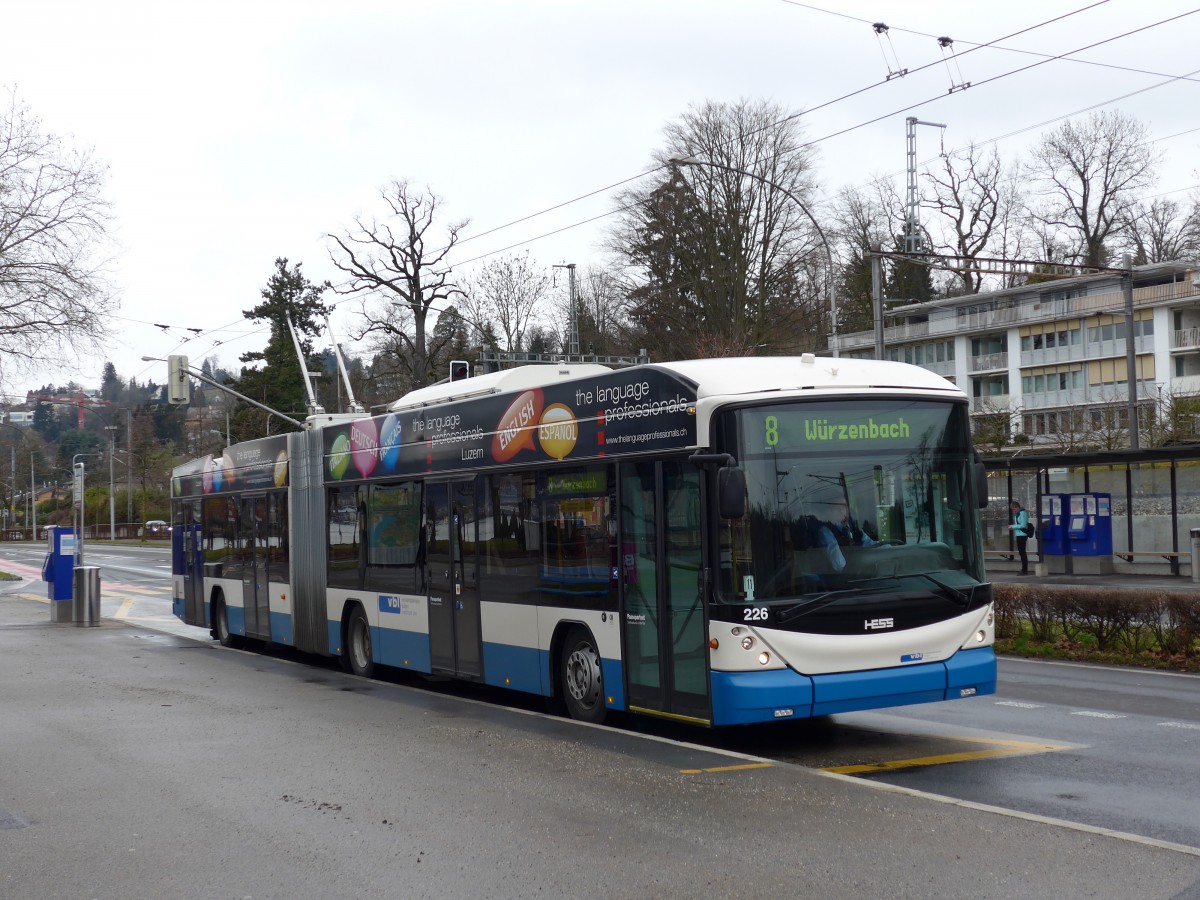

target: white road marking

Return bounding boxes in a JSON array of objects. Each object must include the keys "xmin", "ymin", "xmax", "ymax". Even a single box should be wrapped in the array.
[{"xmin": 1072, "ymin": 711, "xmax": 1127, "ymax": 719}]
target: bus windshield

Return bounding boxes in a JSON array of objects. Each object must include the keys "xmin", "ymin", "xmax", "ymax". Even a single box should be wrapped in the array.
[{"xmin": 719, "ymin": 398, "xmax": 985, "ymax": 612}]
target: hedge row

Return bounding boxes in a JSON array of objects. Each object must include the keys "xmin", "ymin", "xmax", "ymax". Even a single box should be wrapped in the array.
[{"xmin": 992, "ymin": 583, "xmax": 1200, "ymax": 657}]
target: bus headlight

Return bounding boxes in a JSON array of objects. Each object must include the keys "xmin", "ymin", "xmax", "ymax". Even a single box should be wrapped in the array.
[
  {"xmin": 758, "ymin": 651, "xmax": 771, "ymax": 665},
  {"xmin": 741, "ymin": 636, "xmax": 755, "ymax": 651},
  {"xmin": 975, "ymin": 630, "xmax": 986, "ymax": 643}
]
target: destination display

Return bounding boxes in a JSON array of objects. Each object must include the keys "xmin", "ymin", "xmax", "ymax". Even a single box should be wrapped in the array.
[
  {"xmin": 745, "ymin": 402, "xmax": 961, "ymax": 454},
  {"xmin": 323, "ymin": 366, "xmax": 699, "ymax": 481}
]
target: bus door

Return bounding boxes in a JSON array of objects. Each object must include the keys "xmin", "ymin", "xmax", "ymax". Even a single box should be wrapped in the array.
[
  {"xmin": 181, "ymin": 501, "xmax": 204, "ymax": 626},
  {"xmin": 238, "ymin": 495, "xmax": 271, "ymax": 641},
  {"xmin": 425, "ymin": 479, "xmax": 483, "ymax": 680},
  {"xmin": 620, "ymin": 461, "xmax": 709, "ymax": 724}
]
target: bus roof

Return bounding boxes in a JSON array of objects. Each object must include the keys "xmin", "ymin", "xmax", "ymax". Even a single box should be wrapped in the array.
[
  {"xmin": 655, "ymin": 355, "xmax": 963, "ymax": 400},
  {"xmin": 389, "ymin": 355, "xmax": 961, "ymax": 412},
  {"xmin": 388, "ymin": 364, "xmax": 614, "ymax": 412}
]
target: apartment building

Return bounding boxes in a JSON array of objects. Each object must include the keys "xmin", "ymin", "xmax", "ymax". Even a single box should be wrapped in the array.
[{"xmin": 835, "ymin": 261, "xmax": 1200, "ymax": 445}]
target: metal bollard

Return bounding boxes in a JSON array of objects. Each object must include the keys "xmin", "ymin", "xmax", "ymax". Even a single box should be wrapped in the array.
[
  {"xmin": 1192, "ymin": 529, "xmax": 1200, "ymax": 584},
  {"xmin": 72, "ymin": 566, "xmax": 102, "ymax": 626}
]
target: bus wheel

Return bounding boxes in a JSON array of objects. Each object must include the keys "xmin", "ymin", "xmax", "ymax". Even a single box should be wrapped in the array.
[
  {"xmin": 561, "ymin": 627, "xmax": 606, "ymax": 724},
  {"xmin": 346, "ymin": 605, "xmax": 375, "ymax": 679},
  {"xmin": 213, "ymin": 596, "xmax": 242, "ymax": 649}
]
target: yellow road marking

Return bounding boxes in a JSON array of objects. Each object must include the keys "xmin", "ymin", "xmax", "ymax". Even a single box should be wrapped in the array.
[
  {"xmin": 113, "ymin": 598, "xmax": 135, "ymax": 619},
  {"xmin": 821, "ymin": 736, "xmax": 1071, "ymax": 775},
  {"xmin": 680, "ymin": 762, "xmax": 774, "ymax": 775}
]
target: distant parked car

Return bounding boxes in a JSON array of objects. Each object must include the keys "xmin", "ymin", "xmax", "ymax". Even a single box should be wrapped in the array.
[{"xmin": 143, "ymin": 520, "xmax": 171, "ymax": 538}]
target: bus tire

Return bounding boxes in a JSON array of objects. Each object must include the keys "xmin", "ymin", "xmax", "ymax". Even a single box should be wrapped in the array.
[
  {"xmin": 345, "ymin": 605, "xmax": 375, "ymax": 679},
  {"xmin": 213, "ymin": 594, "xmax": 242, "ymax": 649},
  {"xmin": 560, "ymin": 627, "xmax": 606, "ymax": 724}
]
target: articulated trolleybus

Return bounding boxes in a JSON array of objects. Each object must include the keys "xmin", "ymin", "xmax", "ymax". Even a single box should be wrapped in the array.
[{"xmin": 171, "ymin": 355, "xmax": 996, "ymax": 726}]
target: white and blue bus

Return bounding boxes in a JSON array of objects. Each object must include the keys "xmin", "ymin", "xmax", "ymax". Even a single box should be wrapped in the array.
[{"xmin": 171, "ymin": 355, "xmax": 996, "ymax": 726}]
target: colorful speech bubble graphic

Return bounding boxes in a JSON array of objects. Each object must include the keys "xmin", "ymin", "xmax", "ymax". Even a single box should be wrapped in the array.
[
  {"xmin": 492, "ymin": 389, "xmax": 543, "ymax": 463},
  {"xmin": 538, "ymin": 403, "xmax": 578, "ymax": 460},
  {"xmin": 273, "ymin": 450, "xmax": 289, "ymax": 487},
  {"xmin": 350, "ymin": 417, "xmax": 379, "ymax": 478},
  {"xmin": 328, "ymin": 431, "xmax": 351, "ymax": 480},
  {"xmin": 379, "ymin": 414, "xmax": 402, "ymax": 472}
]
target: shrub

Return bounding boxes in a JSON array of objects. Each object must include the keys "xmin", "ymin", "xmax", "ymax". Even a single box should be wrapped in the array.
[{"xmin": 992, "ymin": 583, "xmax": 1200, "ymax": 663}]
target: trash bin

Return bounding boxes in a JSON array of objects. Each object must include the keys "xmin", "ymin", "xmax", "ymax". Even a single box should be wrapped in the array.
[
  {"xmin": 72, "ymin": 565, "xmax": 102, "ymax": 626},
  {"xmin": 1192, "ymin": 529, "xmax": 1200, "ymax": 584}
]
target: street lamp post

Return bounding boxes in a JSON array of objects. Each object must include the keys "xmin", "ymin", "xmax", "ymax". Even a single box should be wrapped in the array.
[
  {"xmin": 71, "ymin": 452, "xmax": 89, "ymax": 564},
  {"xmin": 668, "ymin": 154, "xmax": 839, "ymax": 357},
  {"xmin": 105, "ymin": 426, "xmax": 117, "ymax": 539}
]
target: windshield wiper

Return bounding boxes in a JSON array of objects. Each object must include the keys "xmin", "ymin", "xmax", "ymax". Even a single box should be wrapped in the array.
[
  {"xmin": 775, "ymin": 590, "xmax": 867, "ymax": 624},
  {"xmin": 912, "ymin": 572, "xmax": 977, "ymax": 607}
]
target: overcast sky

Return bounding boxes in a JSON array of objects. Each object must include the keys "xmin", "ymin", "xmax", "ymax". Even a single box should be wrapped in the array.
[{"xmin": 2, "ymin": 0, "xmax": 1197, "ymax": 400}]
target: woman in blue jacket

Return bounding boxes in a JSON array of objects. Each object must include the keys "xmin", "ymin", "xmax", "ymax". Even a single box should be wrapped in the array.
[{"xmin": 1009, "ymin": 500, "xmax": 1031, "ymax": 575}]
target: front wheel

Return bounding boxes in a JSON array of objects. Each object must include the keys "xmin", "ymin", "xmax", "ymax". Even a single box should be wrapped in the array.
[
  {"xmin": 560, "ymin": 627, "xmax": 606, "ymax": 724},
  {"xmin": 345, "ymin": 605, "xmax": 375, "ymax": 678},
  {"xmin": 213, "ymin": 596, "xmax": 243, "ymax": 649}
]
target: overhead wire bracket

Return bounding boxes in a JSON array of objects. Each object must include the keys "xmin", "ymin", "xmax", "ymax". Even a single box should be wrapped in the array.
[
  {"xmin": 872, "ymin": 23, "xmax": 908, "ymax": 80},
  {"xmin": 937, "ymin": 36, "xmax": 971, "ymax": 93}
]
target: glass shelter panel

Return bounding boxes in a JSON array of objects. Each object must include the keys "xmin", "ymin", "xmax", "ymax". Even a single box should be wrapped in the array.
[
  {"xmin": 1178, "ymin": 461, "xmax": 1200, "ymax": 550},
  {"xmin": 1128, "ymin": 462, "xmax": 1177, "ymax": 555}
]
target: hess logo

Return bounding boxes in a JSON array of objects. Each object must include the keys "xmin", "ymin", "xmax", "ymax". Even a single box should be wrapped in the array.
[{"xmin": 864, "ymin": 617, "xmax": 895, "ymax": 631}]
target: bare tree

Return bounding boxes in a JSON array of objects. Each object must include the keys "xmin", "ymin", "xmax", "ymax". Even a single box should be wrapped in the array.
[
  {"xmin": 328, "ymin": 180, "xmax": 467, "ymax": 389},
  {"xmin": 459, "ymin": 252, "xmax": 551, "ymax": 353},
  {"xmin": 971, "ymin": 400, "xmax": 1018, "ymax": 455},
  {"xmin": 1121, "ymin": 197, "xmax": 1200, "ymax": 264},
  {"xmin": 1045, "ymin": 406, "xmax": 1093, "ymax": 454},
  {"xmin": 0, "ymin": 90, "xmax": 115, "ymax": 385},
  {"xmin": 829, "ymin": 177, "xmax": 911, "ymax": 332},
  {"xmin": 606, "ymin": 98, "xmax": 824, "ymax": 359},
  {"xmin": 832, "ymin": 178, "xmax": 902, "ymax": 253},
  {"xmin": 1088, "ymin": 396, "xmax": 1133, "ymax": 450},
  {"xmin": 922, "ymin": 144, "xmax": 1008, "ymax": 295},
  {"xmin": 1142, "ymin": 386, "xmax": 1200, "ymax": 447},
  {"xmin": 993, "ymin": 173, "xmax": 1037, "ymax": 289},
  {"xmin": 1025, "ymin": 111, "xmax": 1161, "ymax": 269},
  {"xmin": 573, "ymin": 264, "xmax": 632, "ymax": 355}
]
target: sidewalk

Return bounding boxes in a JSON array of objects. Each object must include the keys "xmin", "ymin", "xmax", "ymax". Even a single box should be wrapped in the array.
[
  {"xmin": 988, "ymin": 562, "xmax": 1200, "ymax": 592},
  {"xmin": 3, "ymin": 589, "xmax": 1200, "ymax": 898},
  {"xmin": 0, "ymin": 572, "xmax": 210, "ymax": 640}
]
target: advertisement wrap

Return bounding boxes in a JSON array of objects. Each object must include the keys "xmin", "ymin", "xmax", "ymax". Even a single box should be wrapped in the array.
[
  {"xmin": 173, "ymin": 434, "xmax": 290, "ymax": 498},
  {"xmin": 323, "ymin": 367, "xmax": 699, "ymax": 482}
]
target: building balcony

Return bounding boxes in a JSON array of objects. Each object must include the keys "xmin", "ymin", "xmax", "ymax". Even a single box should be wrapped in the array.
[
  {"xmin": 1171, "ymin": 374, "xmax": 1200, "ymax": 397},
  {"xmin": 1172, "ymin": 328, "xmax": 1200, "ymax": 351},
  {"xmin": 970, "ymin": 351, "xmax": 1008, "ymax": 372},
  {"xmin": 972, "ymin": 394, "xmax": 1011, "ymax": 413},
  {"xmin": 1019, "ymin": 387, "xmax": 1091, "ymax": 410}
]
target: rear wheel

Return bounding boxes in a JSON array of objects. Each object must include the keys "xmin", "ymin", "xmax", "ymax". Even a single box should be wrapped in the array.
[
  {"xmin": 560, "ymin": 627, "xmax": 606, "ymax": 724},
  {"xmin": 346, "ymin": 605, "xmax": 375, "ymax": 678}
]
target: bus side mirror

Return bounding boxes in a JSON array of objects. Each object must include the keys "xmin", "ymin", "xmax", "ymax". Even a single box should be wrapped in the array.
[
  {"xmin": 718, "ymin": 467, "xmax": 746, "ymax": 520},
  {"xmin": 973, "ymin": 450, "xmax": 988, "ymax": 509}
]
